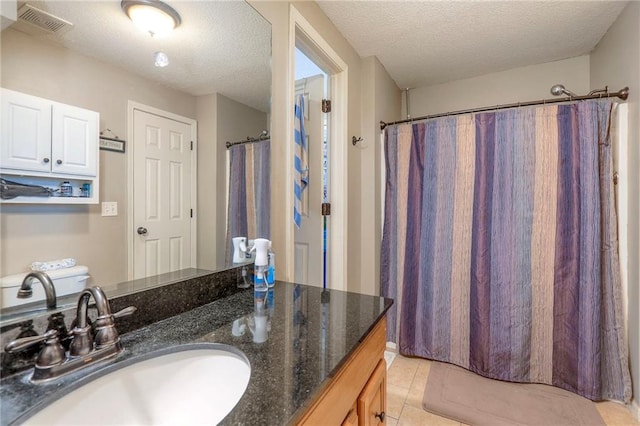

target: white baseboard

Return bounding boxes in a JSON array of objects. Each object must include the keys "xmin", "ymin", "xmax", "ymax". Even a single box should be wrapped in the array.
[
  {"xmin": 384, "ymin": 350, "xmax": 397, "ymax": 370},
  {"xmin": 631, "ymin": 400, "xmax": 640, "ymax": 421},
  {"xmin": 386, "ymin": 341, "xmax": 397, "ymax": 352}
]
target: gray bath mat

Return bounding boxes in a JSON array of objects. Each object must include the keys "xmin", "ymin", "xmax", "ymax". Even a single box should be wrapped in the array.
[{"xmin": 423, "ymin": 362, "xmax": 605, "ymax": 426}]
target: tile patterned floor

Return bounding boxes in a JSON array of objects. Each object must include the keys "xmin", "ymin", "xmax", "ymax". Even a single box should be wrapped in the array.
[{"xmin": 386, "ymin": 354, "xmax": 640, "ymax": 426}]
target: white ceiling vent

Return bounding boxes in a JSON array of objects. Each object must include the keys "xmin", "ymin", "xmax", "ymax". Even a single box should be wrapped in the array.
[{"xmin": 17, "ymin": 3, "xmax": 73, "ymax": 34}]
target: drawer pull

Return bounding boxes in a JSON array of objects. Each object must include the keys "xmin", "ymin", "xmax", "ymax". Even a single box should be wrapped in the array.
[{"xmin": 375, "ymin": 411, "xmax": 385, "ymax": 422}]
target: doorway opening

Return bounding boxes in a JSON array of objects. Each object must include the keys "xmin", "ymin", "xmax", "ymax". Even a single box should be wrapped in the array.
[
  {"xmin": 288, "ymin": 7, "xmax": 348, "ymax": 291},
  {"xmin": 293, "ymin": 47, "xmax": 329, "ymax": 288}
]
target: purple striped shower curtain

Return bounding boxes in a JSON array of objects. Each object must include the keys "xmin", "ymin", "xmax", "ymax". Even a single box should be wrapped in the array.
[
  {"xmin": 380, "ymin": 100, "xmax": 632, "ymax": 402},
  {"xmin": 225, "ymin": 140, "xmax": 271, "ymax": 263}
]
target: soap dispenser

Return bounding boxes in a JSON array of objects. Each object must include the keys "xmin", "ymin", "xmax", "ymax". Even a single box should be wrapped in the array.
[{"xmin": 232, "ymin": 237, "xmax": 250, "ymax": 263}]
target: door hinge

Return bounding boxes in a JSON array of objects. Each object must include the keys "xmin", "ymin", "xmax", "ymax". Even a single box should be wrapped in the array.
[
  {"xmin": 322, "ymin": 99, "xmax": 331, "ymax": 113},
  {"xmin": 190, "ymin": 141, "xmax": 193, "ymax": 151},
  {"xmin": 322, "ymin": 203, "xmax": 331, "ymax": 216},
  {"xmin": 190, "ymin": 208, "xmax": 193, "ymax": 218}
]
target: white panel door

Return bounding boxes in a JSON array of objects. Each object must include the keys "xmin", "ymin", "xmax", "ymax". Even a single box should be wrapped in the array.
[
  {"xmin": 133, "ymin": 109, "xmax": 193, "ymax": 279},
  {"xmin": 0, "ymin": 88, "xmax": 52, "ymax": 172},
  {"xmin": 51, "ymin": 103, "xmax": 99, "ymax": 176},
  {"xmin": 294, "ymin": 74, "xmax": 324, "ymax": 287}
]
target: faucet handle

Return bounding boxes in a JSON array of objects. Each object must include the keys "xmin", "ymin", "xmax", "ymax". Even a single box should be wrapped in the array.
[
  {"xmin": 92, "ymin": 306, "xmax": 135, "ymax": 350},
  {"xmin": 5, "ymin": 329, "xmax": 66, "ymax": 368},
  {"xmin": 90, "ymin": 306, "xmax": 133, "ymax": 349},
  {"xmin": 113, "ymin": 306, "xmax": 137, "ymax": 319},
  {"xmin": 5, "ymin": 329, "xmax": 58, "ymax": 353}
]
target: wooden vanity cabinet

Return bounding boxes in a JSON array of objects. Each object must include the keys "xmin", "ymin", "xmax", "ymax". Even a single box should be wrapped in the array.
[
  {"xmin": 297, "ymin": 317, "xmax": 387, "ymax": 426},
  {"xmin": 342, "ymin": 402, "xmax": 359, "ymax": 426},
  {"xmin": 357, "ymin": 359, "xmax": 387, "ymax": 425}
]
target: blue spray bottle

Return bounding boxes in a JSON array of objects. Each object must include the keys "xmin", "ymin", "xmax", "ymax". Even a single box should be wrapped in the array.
[
  {"xmin": 251, "ymin": 238, "xmax": 271, "ymax": 291},
  {"xmin": 267, "ymin": 251, "xmax": 275, "ymax": 288}
]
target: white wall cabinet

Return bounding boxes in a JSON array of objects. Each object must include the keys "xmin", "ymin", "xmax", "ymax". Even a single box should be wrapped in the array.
[
  {"xmin": 51, "ymin": 103, "xmax": 98, "ymax": 176},
  {"xmin": 1, "ymin": 90, "xmax": 52, "ymax": 173},
  {"xmin": 1, "ymin": 88, "xmax": 99, "ymax": 204}
]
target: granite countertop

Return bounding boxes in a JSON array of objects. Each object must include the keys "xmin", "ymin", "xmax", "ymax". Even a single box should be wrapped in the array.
[{"xmin": 1, "ymin": 280, "xmax": 392, "ymax": 425}]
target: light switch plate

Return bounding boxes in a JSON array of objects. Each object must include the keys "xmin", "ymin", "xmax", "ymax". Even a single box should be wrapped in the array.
[{"xmin": 101, "ymin": 201, "xmax": 118, "ymax": 217}]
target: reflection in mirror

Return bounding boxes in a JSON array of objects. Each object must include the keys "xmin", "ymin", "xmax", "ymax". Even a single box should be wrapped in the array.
[
  {"xmin": 225, "ymin": 136, "xmax": 271, "ymax": 264},
  {"xmin": 0, "ymin": 1, "xmax": 271, "ymax": 324}
]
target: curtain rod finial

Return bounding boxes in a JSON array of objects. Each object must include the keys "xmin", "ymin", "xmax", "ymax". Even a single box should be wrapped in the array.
[{"xmin": 619, "ymin": 87, "xmax": 629, "ymax": 101}]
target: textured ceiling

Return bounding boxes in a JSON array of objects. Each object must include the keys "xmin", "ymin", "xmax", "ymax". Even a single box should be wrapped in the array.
[
  {"xmin": 13, "ymin": 1, "xmax": 628, "ymax": 110},
  {"xmin": 12, "ymin": 1, "xmax": 271, "ymax": 112},
  {"xmin": 316, "ymin": 1, "xmax": 628, "ymax": 89}
]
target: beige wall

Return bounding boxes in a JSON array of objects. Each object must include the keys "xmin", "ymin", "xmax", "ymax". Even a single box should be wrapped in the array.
[
  {"xmin": 360, "ymin": 56, "xmax": 401, "ymax": 295},
  {"xmin": 1, "ymin": 28, "xmax": 196, "ymax": 286},
  {"xmin": 248, "ymin": 1, "xmax": 289, "ymax": 279},
  {"xmin": 407, "ymin": 55, "xmax": 590, "ymax": 117},
  {"xmin": 196, "ymin": 94, "xmax": 218, "ymax": 270},
  {"xmin": 590, "ymin": 1, "xmax": 640, "ymax": 414},
  {"xmin": 292, "ymin": 1, "xmax": 364, "ymax": 291}
]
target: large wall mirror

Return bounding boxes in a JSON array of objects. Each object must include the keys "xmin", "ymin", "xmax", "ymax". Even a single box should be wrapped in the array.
[{"xmin": 0, "ymin": 0, "xmax": 271, "ymax": 323}]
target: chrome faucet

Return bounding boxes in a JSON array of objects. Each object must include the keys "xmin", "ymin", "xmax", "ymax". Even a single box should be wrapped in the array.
[
  {"xmin": 4, "ymin": 286, "xmax": 135, "ymax": 383},
  {"xmin": 17, "ymin": 271, "xmax": 57, "ymax": 309}
]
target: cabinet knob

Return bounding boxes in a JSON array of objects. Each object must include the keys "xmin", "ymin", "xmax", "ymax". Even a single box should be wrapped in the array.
[
  {"xmin": 375, "ymin": 411, "xmax": 385, "ymax": 422},
  {"xmin": 56, "ymin": 159, "xmax": 62, "ymax": 165},
  {"xmin": 43, "ymin": 158, "xmax": 50, "ymax": 163}
]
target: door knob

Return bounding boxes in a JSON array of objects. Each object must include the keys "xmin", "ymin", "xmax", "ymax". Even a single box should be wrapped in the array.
[{"xmin": 137, "ymin": 227, "xmax": 148, "ymax": 235}]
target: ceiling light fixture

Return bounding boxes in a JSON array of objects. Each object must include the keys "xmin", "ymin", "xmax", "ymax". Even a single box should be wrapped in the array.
[
  {"xmin": 154, "ymin": 51, "xmax": 169, "ymax": 67},
  {"xmin": 121, "ymin": 0, "xmax": 181, "ymax": 38}
]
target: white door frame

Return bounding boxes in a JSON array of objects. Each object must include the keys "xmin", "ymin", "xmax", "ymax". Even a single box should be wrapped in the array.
[
  {"xmin": 126, "ymin": 101, "xmax": 198, "ymax": 279},
  {"xmin": 287, "ymin": 5, "xmax": 348, "ymax": 291}
]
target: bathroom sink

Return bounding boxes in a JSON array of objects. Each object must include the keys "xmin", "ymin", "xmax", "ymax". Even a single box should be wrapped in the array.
[{"xmin": 24, "ymin": 344, "xmax": 251, "ymax": 425}]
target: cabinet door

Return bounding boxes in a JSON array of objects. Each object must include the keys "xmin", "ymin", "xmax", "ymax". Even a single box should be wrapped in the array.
[
  {"xmin": 342, "ymin": 402, "xmax": 359, "ymax": 426},
  {"xmin": 357, "ymin": 359, "xmax": 387, "ymax": 426},
  {"xmin": 1, "ymin": 88, "xmax": 52, "ymax": 173},
  {"xmin": 51, "ymin": 102, "xmax": 98, "ymax": 176}
]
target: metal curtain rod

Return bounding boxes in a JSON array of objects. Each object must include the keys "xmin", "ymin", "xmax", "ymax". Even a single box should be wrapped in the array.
[
  {"xmin": 380, "ymin": 86, "xmax": 629, "ymax": 131},
  {"xmin": 226, "ymin": 131, "xmax": 270, "ymax": 149}
]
